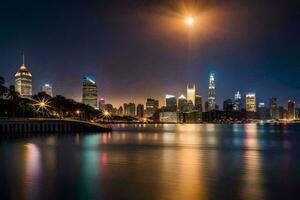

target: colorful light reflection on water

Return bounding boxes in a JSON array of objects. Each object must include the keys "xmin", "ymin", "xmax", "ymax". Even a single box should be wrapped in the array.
[{"xmin": 0, "ymin": 124, "xmax": 299, "ymax": 200}]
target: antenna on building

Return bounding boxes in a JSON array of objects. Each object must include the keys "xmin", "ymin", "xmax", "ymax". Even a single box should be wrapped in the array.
[{"xmin": 22, "ymin": 51, "xmax": 25, "ymax": 64}]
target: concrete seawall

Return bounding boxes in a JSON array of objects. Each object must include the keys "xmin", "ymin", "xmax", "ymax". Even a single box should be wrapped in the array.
[{"xmin": 0, "ymin": 119, "xmax": 112, "ymax": 134}]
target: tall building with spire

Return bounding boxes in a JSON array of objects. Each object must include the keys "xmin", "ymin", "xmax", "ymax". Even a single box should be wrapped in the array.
[
  {"xmin": 15, "ymin": 54, "xmax": 32, "ymax": 98},
  {"xmin": 208, "ymin": 74, "xmax": 216, "ymax": 110},
  {"xmin": 187, "ymin": 84, "xmax": 195, "ymax": 106}
]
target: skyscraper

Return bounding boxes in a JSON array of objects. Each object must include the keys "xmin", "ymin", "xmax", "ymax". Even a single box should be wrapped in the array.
[
  {"xmin": 165, "ymin": 94, "xmax": 177, "ymax": 111},
  {"xmin": 123, "ymin": 103, "xmax": 129, "ymax": 115},
  {"xmin": 99, "ymin": 98, "xmax": 105, "ymax": 110},
  {"xmin": 128, "ymin": 103, "xmax": 136, "ymax": 117},
  {"xmin": 245, "ymin": 93, "xmax": 256, "ymax": 112},
  {"xmin": 124, "ymin": 103, "xmax": 136, "ymax": 117},
  {"xmin": 223, "ymin": 99, "xmax": 234, "ymax": 111},
  {"xmin": 195, "ymin": 95, "xmax": 203, "ymax": 122},
  {"xmin": 137, "ymin": 104, "xmax": 144, "ymax": 118},
  {"xmin": 288, "ymin": 100, "xmax": 295, "ymax": 120},
  {"xmin": 117, "ymin": 106, "xmax": 123, "ymax": 116},
  {"xmin": 145, "ymin": 98, "xmax": 159, "ymax": 117},
  {"xmin": 42, "ymin": 84, "xmax": 53, "ymax": 97},
  {"xmin": 82, "ymin": 76, "xmax": 98, "ymax": 109},
  {"xmin": 257, "ymin": 102, "xmax": 267, "ymax": 120},
  {"xmin": 15, "ymin": 55, "xmax": 32, "ymax": 98},
  {"xmin": 195, "ymin": 95, "xmax": 202, "ymax": 112},
  {"xmin": 187, "ymin": 84, "xmax": 195, "ymax": 106},
  {"xmin": 208, "ymin": 74, "xmax": 216, "ymax": 110},
  {"xmin": 178, "ymin": 95, "xmax": 188, "ymax": 113},
  {"xmin": 269, "ymin": 97, "xmax": 278, "ymax": 119},
  {"xmin": 233, "ymin": 91, "xmax": 242, "ymax": 111}
]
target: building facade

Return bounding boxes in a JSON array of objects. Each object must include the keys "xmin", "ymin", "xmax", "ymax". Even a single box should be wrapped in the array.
[
  {"xmin": 82, "ymin": 76, "xmax": 98, "ymax": 109},
  {"xmin": 159, "ymin": 112, "xmax": 177, "ymax": 123}
]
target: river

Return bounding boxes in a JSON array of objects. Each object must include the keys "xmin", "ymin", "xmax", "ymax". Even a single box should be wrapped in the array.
[{"xmin": 0, "ymin": 123, "xmax": 299, "ymax": 200}]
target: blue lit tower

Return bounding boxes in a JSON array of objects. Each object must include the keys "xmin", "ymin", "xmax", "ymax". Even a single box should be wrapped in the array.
[
  {"xmin": 208, "ymin": 73, "xmax": 216, "ymax": 111},
  {"xmin": 82, "ymin": 76, "xmax": 98, "ymax": 109}
]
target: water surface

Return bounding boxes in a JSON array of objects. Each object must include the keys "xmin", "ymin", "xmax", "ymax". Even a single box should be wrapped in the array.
[{"xmin": 0, "ymin": 123, "xmax": 300, "ymax": 200}]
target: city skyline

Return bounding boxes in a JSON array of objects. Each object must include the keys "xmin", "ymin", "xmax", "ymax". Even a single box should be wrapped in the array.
[
  {"xmin": 5, "ymin": 61, "xmax": 298, "ymax": 112},
  {"xmin": 0, "ymin": 0, "xmax": 299, "ymax": 107}
]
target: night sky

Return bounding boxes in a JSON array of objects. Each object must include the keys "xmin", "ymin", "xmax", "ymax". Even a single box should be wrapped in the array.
[{"xmin": 0, "ymin": 0, "xmax": 299, "ymax": 107}]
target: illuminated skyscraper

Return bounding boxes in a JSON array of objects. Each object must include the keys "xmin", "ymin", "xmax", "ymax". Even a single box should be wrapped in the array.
[
  {"xmin": 99, "ymin": 98, "xmax": 105, "ymax": 110},
  {"xmin": 245, "ymin": 93, "xmax": 256, "ymax": 112},
  {"xmin": 187, "ymin": 84, "xmax": 195, "ymax": 106},
  {"xmin": 178, "ymin": 95, "xmax": 188, "ymax": 113},
  {"xmin": 145, "ymin": 98, "xmax": 159, "ymax": 117},
  {"xmin": 124, "ymin": 103, "xmax": 136, "ymax": 117},
  {"xmin": 117, "ymin": 106, "xmax": 123, "ymax": 116},
  {"xmin": 15, "ymin": 55, "xmax": 32, "ymax": 98},
  {"xmin": 42, "ymin": 84, "xmax": 53, "ymax": 97},
  {"xmin": 165, "ymin": 94, "xmax": 177, "ymax": 111},
  {"xmin": 233, "ymin": 91, "xmax": 242, "ymax": 111},
  {"xmin": 223, "ymin": 99, "xmax": 233, "ymax": 111},
  {"xmin": 269, "ymin": 97, "xmax": 278, "ymax": 119},
  {"xmin": 288, "ymin": 100, "xmax": 295, "ymax": 120},
  {"xmin": 257, "ymin": 102, "xmax": 267, "ymax": 120},
  {"xmin": 195, "ymin": 95, "xmax": 202, "ymax": 112},
  {"xmin": 137, "ymin": 104, "xmax": 144, "ymax": 118},
  {"xmin": 82, "ymin": 76, "xmax": 98, "ymax": 109},
  {"xmin": 208, "ymin": 74, "xmax": 216, "ymax": 110},
  {"xmin": 195, "ymin": 95, "xmax": 203, "ymax": 122}
]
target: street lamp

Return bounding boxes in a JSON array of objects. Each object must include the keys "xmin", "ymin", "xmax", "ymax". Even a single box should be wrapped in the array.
[
  {"xmin": 75, "ymin": 110, "xmax": 81, "ymax": 119},
  {"xmin": 32, "ymin": 98, "xmax": 51, "ymax": 118},
  {"xmin": 102, "ymin": 110, "xmax": 111, "ymax": 122}
]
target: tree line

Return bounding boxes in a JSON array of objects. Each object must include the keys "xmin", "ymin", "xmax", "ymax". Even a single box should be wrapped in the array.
[{"xmin": 0, "ymin": 75, "xmax": 100, "ymax": 120}]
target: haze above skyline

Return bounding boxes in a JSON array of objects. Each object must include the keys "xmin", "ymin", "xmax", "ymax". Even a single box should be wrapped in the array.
[{"xmin": 0, "ymin": 0, "xmax": 299, "ymax": 107}]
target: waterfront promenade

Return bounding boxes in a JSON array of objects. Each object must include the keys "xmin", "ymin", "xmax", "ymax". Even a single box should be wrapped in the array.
[{"xmin": 0, "ymin": 118, "xmax": 112, "ymax": 134}]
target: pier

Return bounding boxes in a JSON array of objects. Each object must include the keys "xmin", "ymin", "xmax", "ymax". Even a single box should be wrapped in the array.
[{"xmin": 0, "ymin": 118, "xmax": 112, "ymax": 134}]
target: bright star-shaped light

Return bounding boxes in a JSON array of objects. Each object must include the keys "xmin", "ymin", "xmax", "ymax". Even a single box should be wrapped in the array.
[{"xmin": 32, "ymin": 98, "xmax": 51, "ymax": 112}]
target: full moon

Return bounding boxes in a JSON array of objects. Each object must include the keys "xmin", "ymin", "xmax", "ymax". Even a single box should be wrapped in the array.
[{"xmin": 186, "ymin": 16, "xmax": 194, "ymax": 26}]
